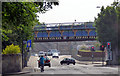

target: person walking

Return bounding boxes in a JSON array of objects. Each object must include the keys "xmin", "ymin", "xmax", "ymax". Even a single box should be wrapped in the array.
[{"xmin": 39, "ymin": 55, "xmax": 45, "ymax": 72}]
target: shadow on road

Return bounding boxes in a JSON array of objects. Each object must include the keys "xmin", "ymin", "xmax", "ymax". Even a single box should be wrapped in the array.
[{"xmin": 94, "ymin": 64, "xmax": 120, "ymax": 68}]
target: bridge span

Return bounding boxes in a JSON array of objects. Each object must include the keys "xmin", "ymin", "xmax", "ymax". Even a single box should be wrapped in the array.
[{"xmin": 33, "ymin": 22, "xmax": 96, "ymax": 42}]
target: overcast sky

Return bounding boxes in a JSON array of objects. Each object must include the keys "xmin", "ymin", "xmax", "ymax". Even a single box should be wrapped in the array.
[{"xmin": 37, "ymin": 0, "xmax": 115, "ymax": 23}]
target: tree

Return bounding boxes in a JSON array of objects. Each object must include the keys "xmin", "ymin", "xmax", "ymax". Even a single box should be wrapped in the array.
[
  {"xmin": 116, "ymin": 2, "xmax": 120, "ymax": 47},
  {"xmin": 94, "ymin": 1, "xmax": 119, "ymax": 64},
  {"xmin": 116, "ymin": 2, "xmax": 120, "ymax": 64},
  {"xmin": 2, "ymin": 2, "xmax": 59, "ymax": 50}
]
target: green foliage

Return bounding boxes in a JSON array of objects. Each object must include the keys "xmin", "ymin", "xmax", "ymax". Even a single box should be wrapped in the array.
[
  {"xmin": 80, "ymin": 45, "xmax": 87, "ymax": 50},
  {"xmin": 116, "ymin": 3, "xmax": 120, "ymax": 49},
  {"xmin": 94, "ymin": 2, "xmax": 118, "ymax": 49},
  {"xmin": 2, "ymin": 44, "xmax": 21, "ymax": 54},
  {"xmin": 94, "ymin": 42, "xmax": 101, "ymax": 47},
  {"xmin": 2, "ymin": 29, "xmax": 12, "ymax": 41},
  {"xmin": 2, "ymin": 2, "xmax": 59, "ymax": 50},
  {"xmin": 119, "ymin": 56, "xmax": 120, "ymax": 65},
  {"xmin": 94, "ymin": 2, "xmax": 120, "ymax": 64}
]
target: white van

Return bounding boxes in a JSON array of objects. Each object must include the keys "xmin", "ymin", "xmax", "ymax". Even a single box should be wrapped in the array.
[
  {"xmin": 38, "ymin": 51, "xmax": 45, "ymax": 56},
  {"xmin": 52, "ymin": 53, "xmax": 59, "ymax": 58},
  {"xmin": 47, "ymin": 49, "xmax": 60, "ymax": 56}
]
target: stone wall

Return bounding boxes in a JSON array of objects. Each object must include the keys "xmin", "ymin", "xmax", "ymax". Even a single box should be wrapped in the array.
[
  {"xmin": 33, "ymin": 41, "xmax": 99, "ymax": 55},
  {"xmin": 72, "ymin": 51, "xmax": 105, "ymax": 61},
  {"xmin": 72, "ymin": 55, "xmax": 104, "ymax": 61},
  {"xmin": 33, "ymin": 42, "xmax": 72, "ymax": 55},
  {"xmin": 2, "ymin": 54, "xmax": 22, "ymax": 74},
  {"xmin": 71, "ymin": 44, "xmax": 104, "ymax": 61},
  {"xmin": 78, "ymin": 51, "xmax": 105, "ymax": 57}
]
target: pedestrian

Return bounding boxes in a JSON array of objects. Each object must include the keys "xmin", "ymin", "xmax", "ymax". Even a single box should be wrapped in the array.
[{"xmin": 39, "ymin": 55, "xmax": 45, "ymax": 72}]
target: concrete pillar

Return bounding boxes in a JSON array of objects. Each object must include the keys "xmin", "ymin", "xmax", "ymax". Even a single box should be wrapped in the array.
[
  {"xmin": 46, "ymin": 30, "xmax": 51, "ymax": 37},
  {"xmin": 68, "ymin": 42, "xmax": 72, "ymax": 55},
  {"xmin": 86, "ymin": 29, "xmax": 91, "ymax": 36},
  {"xmin": 72, "ymin": 30, "xmax": 78, "ymax": 36},
  {"xmin": 59, "ymin": 30, "xmax": 64, "ymax": 37},
  {"xmin": 71, "ymin": 42, "xmax": 78, "ymax": 58}
]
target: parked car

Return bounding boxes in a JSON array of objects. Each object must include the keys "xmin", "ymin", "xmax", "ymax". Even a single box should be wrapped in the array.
[
  {"xmin": 52, "ymin": 53, "xmax": 59, "ymax": 58},
  {"xmin": 38, "ymin": 51, "xmax": 45, "ymax": 56},
  {"xmin": 34, "ymin": 54, "xmax": 38, "ymax": 57},
  {"xmin": 47, "ymin": 49, "xmax": 60, "ymax": 56},
  {"xmin": 31, "ymin": 53, "xmax": 38, "ymax": 57},
  {"xmin": 38, "ymin": 56, "xmax": 51, "ymax": 67},
  {"xmin": 60, "ymin": 58, "xmax": 75, "ymax": 65}
]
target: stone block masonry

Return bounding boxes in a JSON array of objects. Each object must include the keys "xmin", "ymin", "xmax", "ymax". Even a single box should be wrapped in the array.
[{"xmin": 2, "ymin": 54, "xmax": 22, "ymax": 74}]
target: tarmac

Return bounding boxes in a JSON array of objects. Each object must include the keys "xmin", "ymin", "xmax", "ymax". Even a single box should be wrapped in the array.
[{"xmin": 3, "ymin": 61, "xmax": 119, "ymax": 76}]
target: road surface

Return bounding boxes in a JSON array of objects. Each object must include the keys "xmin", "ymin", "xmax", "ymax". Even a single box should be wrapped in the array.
[{"xmin": 27, "ymin": 55, "xmax": 118, "ymax": 74}]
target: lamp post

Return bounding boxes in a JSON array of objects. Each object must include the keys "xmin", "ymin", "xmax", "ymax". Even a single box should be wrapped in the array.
[
  {"xmin": 96, "ymin": 6, "xmax": 101, "ymax": 13},
  {"xmin": 22, "ymin": 41, "xmax": 27, "ymax": 68},
  {"xmin": 96, "ymin": 6, "xmax": 100, "ymax": 8}
]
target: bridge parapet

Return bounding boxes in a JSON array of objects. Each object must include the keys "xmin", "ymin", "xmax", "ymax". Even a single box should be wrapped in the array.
[{"xmin": 33, "ymin": 22, "xmax": 96, "ymax": 42}]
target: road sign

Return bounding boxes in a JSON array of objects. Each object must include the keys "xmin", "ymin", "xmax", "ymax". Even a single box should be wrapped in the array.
[{"xmin": 27, "ymin": 40, "xmax": 31, "ymax": 47}]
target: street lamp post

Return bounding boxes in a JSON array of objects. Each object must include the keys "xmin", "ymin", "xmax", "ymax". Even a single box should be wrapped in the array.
[
  {"xmin": 22, "ymin": 41, "xmax": 27, "ymax": 68},
  {"xmin": 96, "ymin": 6, "xmax": 100, "ymax": 8}
]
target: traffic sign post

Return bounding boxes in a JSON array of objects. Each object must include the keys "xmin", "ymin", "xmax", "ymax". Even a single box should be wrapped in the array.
[
  {"xmin": 100, "ymin": 45, "xmax": 105, "ymax": 66},
  {"xmin": 25, "ymin": 40, "xmax": 32, "ymax": 67},
  {"xmin": 107, "ymin": 42, "xmax": 112, "ymax": 60},
  {"xmin": 90, "ymin": 46, "xmax": 95, "ymax": 64},
  {"xmin": 106, "ymin": 42, "xmax": 112, "ymax": 65},
  {"xmin": 108, "ymin": 50, "xmax": 112, "ymax": 60},
  {"xmin": 107, "ymin": 42, "xmax": 111, "ymax": 50},
  {"xmin": 92, "ymin": 51, "xmax": 94, "ymax": 64},
  {"xmin": 100, "ymin": 45, "xmax": 105, "ymax": 51},
  {"xmin": 90, "ymin": 46, "xmax": 95, "ymax": 52},
  {"xmin": 27, "ymin": 40, "xmax": 32, "ymax": 52}
]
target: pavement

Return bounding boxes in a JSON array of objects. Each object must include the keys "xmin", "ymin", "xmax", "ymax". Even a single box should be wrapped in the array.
[{"xmin": 3, "ymin": 67, "xmax": 32, "ymax": 75}]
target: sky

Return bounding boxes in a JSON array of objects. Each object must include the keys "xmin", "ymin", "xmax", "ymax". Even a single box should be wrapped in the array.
[{"xmin": 37, "ymin": 0, "xmax": 115, "ymax": 24}]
